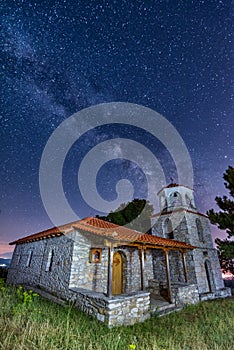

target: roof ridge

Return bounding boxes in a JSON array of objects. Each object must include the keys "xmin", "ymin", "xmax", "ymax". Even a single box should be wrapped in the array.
[
  {"xmin": 9, "ymin": 216, "xmax": 195, "ymax": 250},
  {"xmin": 81, "ymin": 216, "xmax": 94, "ymax": 222}
]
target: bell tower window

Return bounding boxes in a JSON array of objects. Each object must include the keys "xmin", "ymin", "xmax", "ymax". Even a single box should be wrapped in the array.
[
  {"xmin": 169, "ymin": 191, "xmax": 182, "ymax": 208},
  {"xmin": 196, "ymin": 218, "xmax": 204, "ymax": 242},
  {"xmin": 164, "ymin": 218, "xmax": 174, "ymax": 239}
]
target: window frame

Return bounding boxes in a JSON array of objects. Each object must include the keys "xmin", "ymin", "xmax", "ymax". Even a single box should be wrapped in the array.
[
  {"xmin": 45, "ymin": 249, "xmax": 54, "ymax": 272},
  {"xmin": 89, "ymin": 248, "xmax": 102, "ymax": 263},
  {"xmin": 26, "ymin": 250, "xmax": 33, "ymax": 267}
]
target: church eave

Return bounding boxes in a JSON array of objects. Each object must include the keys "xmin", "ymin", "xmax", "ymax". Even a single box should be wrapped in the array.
[{"xmin": 151, "ymin": 208, "xmax": 208, "ymax": 218}]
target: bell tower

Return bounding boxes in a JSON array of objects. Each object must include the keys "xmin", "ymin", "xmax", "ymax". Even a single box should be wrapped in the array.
[{"xmin": 151, "ymin": 183, "xmax": 227, "ymax": 299}]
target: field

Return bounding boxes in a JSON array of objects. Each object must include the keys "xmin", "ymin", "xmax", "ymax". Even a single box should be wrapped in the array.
[{"xmin": 0, "ymin": 279, "xmax": 233, "ymax": 350}]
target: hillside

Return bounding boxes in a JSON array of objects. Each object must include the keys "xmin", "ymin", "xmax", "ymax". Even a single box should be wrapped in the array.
[{"xmin": 0, "ymin": 258, "xmax": 11, "ymax": 268}]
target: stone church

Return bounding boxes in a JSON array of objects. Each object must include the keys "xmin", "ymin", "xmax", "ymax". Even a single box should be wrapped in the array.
[{"xmin": 7, "ymin": 184, "xmax": 231, "ymax": 327}]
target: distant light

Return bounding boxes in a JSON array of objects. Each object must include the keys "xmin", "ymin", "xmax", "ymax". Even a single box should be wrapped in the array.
[{"xmin": 222, "ymin": 270, "xmax": 234, "ymax": 279}]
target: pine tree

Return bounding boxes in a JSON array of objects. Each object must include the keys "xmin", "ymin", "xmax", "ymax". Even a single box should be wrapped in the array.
[
  {"xmin": 97, "ymin": 198, "xmax": 154, "ymax": 233},
  {"xmin": 207, "ymin": 166, "xmax": 234, "ymax": 274}
]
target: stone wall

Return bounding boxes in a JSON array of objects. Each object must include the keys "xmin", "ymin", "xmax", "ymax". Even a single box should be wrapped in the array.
[
  {"xmin": 69, "ymin": 230, "xmax": 108, "ymax": 293},
  {"xmin": 152, "ymin": 248, "xmax": 195, "ymax": 284},
  {"xmin": 185, "ymin": 212, "xmax": 214, "ymax": 248},
  {"xmin": 144, "ymin": 249, "xmax": 154, "ymax": 287},
  {"xmin": 152, "ymin": 249, "xmax": 166, "ymax": 281},
  {"xmin": 151, "ymin": 210, "xmax": 214, "ymax": 247},
  {"xmin": 148, "ymin": 279, "xmax": 200, "ymax": 306},
  {"xmin": 118, "ymin": 247, "xmax": 154, "ymax": 293},
  {"xmin": 115, "ymin": 247, "xmax": 141, "ymax": 294},
  {"xmin": 70, "ymin": 287, "xmax": 151, "ymax": 327},
  {"xmin": 69, "ymin": 230, "xmax": 154, "ymax": 294},
  {"xmin": 170, "ymin": 283, "xmax": 200, "ymax": 305},
  {"xmin": 200, "ymin": 287, "xmax": 231, "ymax": 301},
  {"xmin": 7, "ymin": 235, "xmax": 74, "ymax": 300},
  {"xmin": 192, "ymin": 248, "xmax": 224, "ymax": 294}
]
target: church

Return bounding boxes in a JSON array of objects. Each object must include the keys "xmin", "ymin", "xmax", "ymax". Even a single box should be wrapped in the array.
[{"xmin": 7, "ymin": 183, "xmax": 231, "ymax": 327}]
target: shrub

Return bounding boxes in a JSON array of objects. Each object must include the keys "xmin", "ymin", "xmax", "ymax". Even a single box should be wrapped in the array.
[
  {"xmin": 0, "ymin": 267, "xmax": 8, "ymax": 280},
  {"xmin": 13, "ymin": 285, "xmax": 39, "ymax": 316}
]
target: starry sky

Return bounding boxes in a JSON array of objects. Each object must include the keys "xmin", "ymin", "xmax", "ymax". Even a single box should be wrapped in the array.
[{"xmin": 1, "ymin": 0, "xmax": 233, "ymax": 258}]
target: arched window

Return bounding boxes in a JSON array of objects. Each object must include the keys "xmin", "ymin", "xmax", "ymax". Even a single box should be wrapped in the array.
[
  {"xmin": 164, "ymin": 218, "xmax": 174, "ymax": 239},
  {"xmin": 196, "ymin": 218, "xmax": 204, "ymax": 242},
  {"xmin": 170, "ymin": 191, "xmax": 182, "ymax": 207}
]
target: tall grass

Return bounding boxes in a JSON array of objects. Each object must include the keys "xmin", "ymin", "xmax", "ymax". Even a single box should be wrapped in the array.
[{"xmin": 0, "ymin": 280, "xmax": 233, "ymax": 350}]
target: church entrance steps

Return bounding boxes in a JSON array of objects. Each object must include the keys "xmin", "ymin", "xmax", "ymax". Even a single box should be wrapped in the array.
[{"xmin": 150, "ymin": 295, "xmax": 183, "ymax": 316}]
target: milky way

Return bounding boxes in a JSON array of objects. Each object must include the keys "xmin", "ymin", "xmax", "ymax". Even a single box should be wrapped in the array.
[{"xmin": 0, "ymin": 0, "xmax": 233, "ymax": 256}]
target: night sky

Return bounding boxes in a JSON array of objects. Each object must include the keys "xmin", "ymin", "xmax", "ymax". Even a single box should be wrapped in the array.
[{"xmin": 1, "ymin": 0, "xmax": 233, "ymax": 257}]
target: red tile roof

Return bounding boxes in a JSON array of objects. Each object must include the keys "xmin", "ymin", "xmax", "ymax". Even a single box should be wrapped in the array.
[
  {"xmin": 166, "ymin": 183, "xmax": 179, "ymax": 188},
  {"xmin": 9, "ymin": 221, "xmax": 76, "ymax": 245},
  {"xmin": 82, "ymin": 216, "xmax": 118, "ymax": 228},
  {"xmin": 72, "ymin": 217, "xmax": 195, "ymax": 249},
  {"xmin": 9, "ymin": 217, "xmax": 195, "ymax": 250}
]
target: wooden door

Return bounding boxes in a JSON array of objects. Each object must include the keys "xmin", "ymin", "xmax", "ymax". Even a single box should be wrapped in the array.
[{"xmin": 112, "ymin": 252, "xmax": 123, "ymax": 295}]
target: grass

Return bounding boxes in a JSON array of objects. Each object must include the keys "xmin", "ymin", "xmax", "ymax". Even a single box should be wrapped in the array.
[{"xmin": 0, "ymin": 279, "xmax": 233, "ymax": 350}]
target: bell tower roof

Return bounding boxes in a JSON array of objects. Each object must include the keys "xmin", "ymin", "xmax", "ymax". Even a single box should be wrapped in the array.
[{"xmin": 157, "ymin": 183, "xmax": 193, "ymax": 195}]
